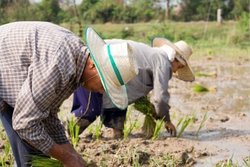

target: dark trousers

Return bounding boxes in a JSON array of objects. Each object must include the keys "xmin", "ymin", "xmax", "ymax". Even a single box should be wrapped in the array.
[
  {"xmin": 0, "ymin": 105, "xmax": 45, "ymax": 167},
  {"xmin": 101, "ymin": 108, "xmax": 127, "ymax": 130}
]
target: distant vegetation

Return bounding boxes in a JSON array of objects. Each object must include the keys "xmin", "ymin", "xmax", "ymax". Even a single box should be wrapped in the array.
[
  {"xmin": 0, "ymin": 0, "xmax": 249, "ymax": 25},
  {"xmin": 1, "ymin": 0, "xmax": 249, "ymax": 55}
]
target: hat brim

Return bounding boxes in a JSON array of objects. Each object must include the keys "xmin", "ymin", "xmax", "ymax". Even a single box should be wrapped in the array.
[
  {"xmin": 152, "ymin": 37, "xmax": 195, "ymax": 82},
  {"xmin": 85, "ymin": 27, "xmax": 128, "ymax": 109}
]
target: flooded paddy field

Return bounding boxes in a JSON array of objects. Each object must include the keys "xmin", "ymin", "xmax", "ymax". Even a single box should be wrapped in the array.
[
  {"xmin": 73, "ymin": 55, "xmax": 250, "ymax": 166},
  {"xmin": 0, "ymin": 54, "xmax": 249, "ymax": 167}
]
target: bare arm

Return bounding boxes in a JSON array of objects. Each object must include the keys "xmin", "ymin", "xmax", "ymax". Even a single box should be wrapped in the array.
[{"xmin": 48, "ymin": 143, "xmax": 87, "ymax": 167}]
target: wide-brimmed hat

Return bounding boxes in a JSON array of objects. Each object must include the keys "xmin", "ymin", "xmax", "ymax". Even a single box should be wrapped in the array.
[
  {"xmin": 152, "ymin": 38, "xmax": 195, "ymax": 82},
  {"xmin": 85, "ymin": 27, "xmax": 138, "ymax": 109}
]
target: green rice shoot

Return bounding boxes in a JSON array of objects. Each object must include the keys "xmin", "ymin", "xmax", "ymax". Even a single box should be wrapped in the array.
[
  {"xmin": 196, "ymin": 112, "xmax": 208, "ymax": 136},
  {"xmin": 176, "ymin": 116, "xmax": 194, "ymax": 138},
  {"xmin": 152, "ymin": 118, "xmax": 165, "ymax": 140},
  {"xmin": 192, "ymin": 84, "xmax": 209, "ymax": 93},
  {"xmin": 123, "ymin": 106, "xmax": 137, "ymax": 140},
  {"xmin": 67, "ymin": 117, "xmax": 80, "ymax": 148}
]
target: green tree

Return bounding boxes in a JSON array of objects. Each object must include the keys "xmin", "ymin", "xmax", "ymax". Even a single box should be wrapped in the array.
[
  {"xmin": 38, "ymin": 0, "xmax": 61, "ymax": 23},
  {"xmin": 94, "ymin": 0, "xmax": 121, "ymax": 23},
  {"xmin": 230, "ymin": 0, "xmax": 250, "ymax": 19},
  {"xmin": 0, "ymin": 0, "xmax": 35, "ymax": 23},
  {"xmin": 178, "ymin": 0, "xmax": 235, "ymax": 21},
  {"xmin": 125, "ymin": 0, "xmax": 160, "ymax": 22},
  {"xmin": 79, "ymin": 0, "xmax": 99, "ymax": 22}
]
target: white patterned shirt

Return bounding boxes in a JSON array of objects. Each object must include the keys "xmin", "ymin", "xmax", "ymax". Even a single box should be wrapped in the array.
[{"xmin": 0, "ymin": 21, "xmax": 88, "ymax": 154}]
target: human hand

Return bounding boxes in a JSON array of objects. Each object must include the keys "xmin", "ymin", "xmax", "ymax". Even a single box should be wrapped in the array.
[
  {"xmin": 48, "ymin": 143, "xmax": 87, "ymax": 167},
  {"xmin": 63, "ymin": 153, "xmax": 87, "ymax": 167},
  {"xmin": 76, "ymin": 118, "xmax": 91, "ymax": 135},
  {"xmin": 165, "ymin": 121, "xmax": 176, "ymax": 137},
  {"xmin": 59, "ymin": 144, "xmax": 87, "ymax": 167}
]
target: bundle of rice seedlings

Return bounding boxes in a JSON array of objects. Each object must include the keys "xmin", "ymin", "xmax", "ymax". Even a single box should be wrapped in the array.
[
  {"xmin": 142, "ymin": 115, "xmax": 156, "ymax": 138},
  {"xmin": 31, "ymin": 155, "xmax": 62, "ymax": 167},
  {"xmin": 134, "ymin": 97, "xmax": 157, "ymax": 138},
  {"xmin": 192, "ymin": 84, "xmax": 209, "ymax": 93}
]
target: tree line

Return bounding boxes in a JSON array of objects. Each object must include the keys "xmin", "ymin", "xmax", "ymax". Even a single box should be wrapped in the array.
[{"xmin": 0, "ymin": 0, "xmax": 249, "ymax": 25}]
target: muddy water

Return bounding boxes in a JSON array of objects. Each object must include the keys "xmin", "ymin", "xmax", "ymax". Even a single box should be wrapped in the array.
[
  {"xmin": 169, "ymin": 59, "xmax": 250, "ymax": 166},
  {"xmin": 54, "ymin": 57, "xmax": 250, "ymax": 167}
]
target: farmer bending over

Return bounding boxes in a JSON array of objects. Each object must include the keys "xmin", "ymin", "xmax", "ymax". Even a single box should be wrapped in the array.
[
  {"xmin": 71, "ymin": 37, "xmax": 195, "ymax": 138},
  {"xmin": 0, "ymin": 22, "xmax": 138, "ymax": 167}
]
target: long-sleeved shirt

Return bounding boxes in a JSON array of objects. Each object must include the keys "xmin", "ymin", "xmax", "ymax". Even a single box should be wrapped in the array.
[
  {"xmin": 102, "ymin": 39, "xmax": 173, "ymax": 121},
  {"xmin": 0, "ymin": 21, "xmax": 88, "ymax": 154}
]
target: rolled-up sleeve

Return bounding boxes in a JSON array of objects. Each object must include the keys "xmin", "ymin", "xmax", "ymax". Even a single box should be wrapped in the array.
[{"xmin": 151, "ymin": 66, "xmax": 172, "ymax": 121}]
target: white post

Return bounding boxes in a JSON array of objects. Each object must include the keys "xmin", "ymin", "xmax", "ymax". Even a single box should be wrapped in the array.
[{"xmin": 217, "ymin": 8, "xmax": 223, "ymax": 24}]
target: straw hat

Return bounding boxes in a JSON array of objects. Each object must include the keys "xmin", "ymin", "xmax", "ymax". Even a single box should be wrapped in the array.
[
  {"xmin": 152, "ymin": 38, "xmax": 195, "ymax": 82},
  {"xmin": 85, "ymin": 27, "xmax": 138, "ymax": 109}
]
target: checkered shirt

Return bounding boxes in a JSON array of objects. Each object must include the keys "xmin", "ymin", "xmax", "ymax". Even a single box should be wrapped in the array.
[{"xmin": 0, "ymin": 21, "xmax": 88, "ymax": 154}]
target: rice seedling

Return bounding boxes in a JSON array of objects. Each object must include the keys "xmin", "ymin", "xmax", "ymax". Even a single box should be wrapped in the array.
[
  {"xmin": 192, "ymin": 84, "xmax": 209, "ymax": 93},
  {"xmin": 31, "ymin": 155, "xmax": 63, "ymax": 167},
  {"xmin": 134, "ymin": 96, "xmax": 157, "ymax": 138},
  {"xmin": 215, "ymin": 158, "xmax": 235, "ymax": 167},
  {"xmin": 151, "ymin": 118, "xmax": 164, "ymax": 140},
  {"xmin": 176, "ymin": 116, "xmax": 195, "ymax": 138},
  {"xmin": 67, "ymin": 117, "xmax": 80, "ymax": 148},
  {"xmin": 196, "ymin": 111, "xmax": 208, "ymax": 136},
  {"xmin": 123, "ymin": 106, "xmax": 137, "ymax": 140},
  {"xmin": 88, "ymin": 118, "xmax": 103, "ymax": 140}
]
